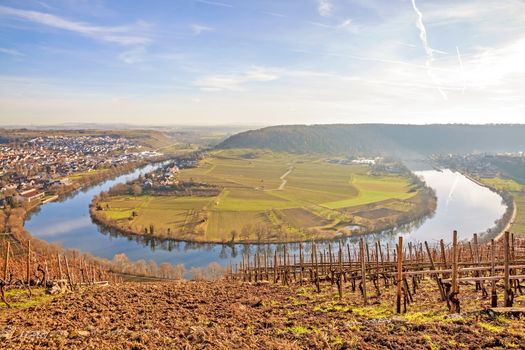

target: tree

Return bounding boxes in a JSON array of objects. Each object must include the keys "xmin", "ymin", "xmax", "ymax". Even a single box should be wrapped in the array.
[
  {"xmin": 131, "ymin": 184, "xmax": 143, "ymax": 196},
  {"xmin": 191, "ymin": 267, "xmax": 205, "ymax": 281},
  {"xmin": 241, "ymin": 224, "xmax": 251, "ymax": 241},
  {"xmin": 111, "ymin": 253, "xmax": 129, "ymax": 273},
  {"xmin": 206, "ymin": 262, "xmax": 224, "ymax": 280},
  {"xmin": 230, "ymin": 230, "xmax": 237, "ymax": 243},
  {"xmin": 146, "ymin": 260, "xmax": 158, "ymax": 276}
]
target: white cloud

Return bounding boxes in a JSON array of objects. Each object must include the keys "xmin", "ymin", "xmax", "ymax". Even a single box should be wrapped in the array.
[
  {"xmin": 317, "ymin": 0, "xmax": 333, "ymax": 17},
  {"xmin": 195, "ymin": 0, "xmax": 233, "ymax": 8},
  {"xmin": 117, "ymin": 47, "xmax": 147, "ymax": 64},
  {"xmin": 338, "ymin": 19, "xmax": 353, "ymax": 29},
  {"xmin": 423, "ymin": 0, "xmax": 525, "ymax": 26},
  {"xmin": 262, "ymin": 11, "xmax": 287, "ymax": 18},
  {"xmin": 0, "ymin": 47, "xmax": 24, "ymax": 56},
  {"xmin": 191, "ymin": 24, "xmax": 213, "ymax": 35},
  {"xmin": 0, "ymin": 5, "xmax": 150, "ymax": 45},
  {"xmin": 194, "ymin": 67, "xmax": 279, "ymax": 91}
]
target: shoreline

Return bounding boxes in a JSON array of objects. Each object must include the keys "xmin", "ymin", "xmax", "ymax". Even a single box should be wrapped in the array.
[
  {"xmin": 19, "ymin": 157, "xmax": 169, "ymax": 244},
  {"xmin": 494, "ymin": 198, "xmax": 517, "ymax": 241},
  {"xmin": 89, "ymin": 190, "xmax": 437, "ymax": 245},
  {"xmin": 461, "ymin": 171, "xmax": 516, "ymax": 241}
]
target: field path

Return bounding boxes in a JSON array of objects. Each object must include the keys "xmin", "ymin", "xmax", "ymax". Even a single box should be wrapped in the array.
[{"xmin": 278, "ymin": 167, "xmax": 293, "ymax": 190}]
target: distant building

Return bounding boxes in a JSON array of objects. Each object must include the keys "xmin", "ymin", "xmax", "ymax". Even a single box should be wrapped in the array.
[
  {"xmin": 351, "ymin": 158, "xmax": 377, "ymax": 165},
  {"xmin": 20, "ymin": 188, "xmax": 45, "ymax": 203}
]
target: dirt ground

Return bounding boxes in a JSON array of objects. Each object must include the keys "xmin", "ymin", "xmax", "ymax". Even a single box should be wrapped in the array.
[{"xmin": 0, "ymin": 279, "xmax": 524, "ymax": 349}]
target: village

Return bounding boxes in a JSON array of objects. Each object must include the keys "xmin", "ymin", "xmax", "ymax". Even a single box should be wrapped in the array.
[
  {"xmin": 103, "ymin": 152, "xmax": 216, "ymax": 199},
  {"xmin": 0, "ymin": 135, "xmax": 162, "ymax": 207},
  {"xmin": 432, "ymin": 152, "xmax": 525, "ymax": 178}
]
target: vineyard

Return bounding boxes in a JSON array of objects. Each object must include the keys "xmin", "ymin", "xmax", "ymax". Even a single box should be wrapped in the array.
[
  {"xmin": 1, "ymin": 232, "xmax": 525, "ymax": 348},
  {"xmin": 0, "ymin": 239, "xmax": 118, "ymax": 308},
  {"xmin": 231, "ymin": 231, "xmax": 525, "ymax": 314}
]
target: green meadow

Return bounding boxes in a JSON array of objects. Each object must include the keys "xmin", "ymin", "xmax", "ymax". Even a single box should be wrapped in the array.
[{"xmin": 97, "ymin": 149, "xmax": 421, "ymax": 243}]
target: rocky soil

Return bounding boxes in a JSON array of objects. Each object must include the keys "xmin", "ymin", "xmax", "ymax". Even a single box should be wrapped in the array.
[{"xmin": 0, "ymin": 279, "xmax": 524, "ymax": 349}]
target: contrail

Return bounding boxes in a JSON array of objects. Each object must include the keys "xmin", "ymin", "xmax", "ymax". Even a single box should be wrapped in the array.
[
  {"xmin": 456, "ymin": 46, "xmax": 466, "ymax": 93},
  {"xmin": 411, "ymin": 0, "xmax": 448, "ymax": 100}
]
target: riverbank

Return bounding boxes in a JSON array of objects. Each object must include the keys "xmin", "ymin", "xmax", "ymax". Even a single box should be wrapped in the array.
[
  {"xmin": 461, "ymin": 172, "xmax": 521, "ymax": 240},
  {"xmin": 88, "ymin": 150, "xmax": 440, "ymax": 244},
  {"xmin": 495, "ymin": 200, "xmax": 517, "ymax": 241},
  {"xmin": 89, "ymin": 187, "xmax": 437, "ymax": 244},
  {"xmin": 3, "ymin": 157, "xmax": 171, "ymax": 276}
]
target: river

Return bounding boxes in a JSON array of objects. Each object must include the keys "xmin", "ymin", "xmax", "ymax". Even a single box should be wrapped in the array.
[{"xmin": 24, "ymin": 164, "xmax": 507, "ymax": 270}]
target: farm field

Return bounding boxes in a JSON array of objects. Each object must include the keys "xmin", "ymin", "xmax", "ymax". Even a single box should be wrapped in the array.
[
  {"xmin": 95, "ymin": 149, "xmax": 428, "ymax": 243},
  {"xmin": 1, "ymin": 280, "xmax": 524, "ymax": 349}
]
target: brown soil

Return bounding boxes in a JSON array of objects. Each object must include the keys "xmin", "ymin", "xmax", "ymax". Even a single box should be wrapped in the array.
[
  {"xmin": 0, "ymin": 280, "xmax": 524, "ymax": 349},
  {"xmin": 353, "ymin": 208, "xmax": 401, "ymax": 220}
]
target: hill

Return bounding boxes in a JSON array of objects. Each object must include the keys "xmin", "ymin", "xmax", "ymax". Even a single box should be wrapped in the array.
[
  {"xmin": 217, "ymin": 124, "xmax": 525, "ymax": 157},
  {"xmin": 1, "ymin": 280, "xmax": 524, "ymax": 349}
]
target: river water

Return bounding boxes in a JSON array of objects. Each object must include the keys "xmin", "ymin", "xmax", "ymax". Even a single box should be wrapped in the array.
[{"xmin": 24, "ymin": 164, "xmax": 507, "ymax": 270}]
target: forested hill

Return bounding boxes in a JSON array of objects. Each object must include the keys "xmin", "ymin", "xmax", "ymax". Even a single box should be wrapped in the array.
[{"xmin": 216, "ymin": 124, "xmax": 525, "ymax": 156}]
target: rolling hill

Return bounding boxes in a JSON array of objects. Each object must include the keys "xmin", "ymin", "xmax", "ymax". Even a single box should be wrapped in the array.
[{"xmin": 217, "ymin": 124, "xmax": 525, "ymax": 157}]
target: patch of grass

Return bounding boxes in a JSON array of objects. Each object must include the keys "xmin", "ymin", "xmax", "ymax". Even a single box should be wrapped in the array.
[
  {"xmin": 478, "ymin": 321, "xmax": 504, "ymax": 333},
  {"xmin": 286, "ymin": 326, "xmax": 312, "ymax": 335},
  {"xmin": 404, "ymin": 310, "xmax": 446, "ymax": 324},
  {"xmin": 423, "ymin": 334, "xmax": 439, "ymax": 350},
  {"xmin": 351, "ymin": 305, "xmax": 393, "ymax": 318},
  {"xmin": 479, "ymin": 177, "xmax": 523, "ymax": 192},
  {"xmin": 2, "ymin": 288, "xmax": 54, "ymax": 309},
  {"xmin": 313, "ymin": 300, "xmax": 350, "ymax": 313},
  {"xmin": 322, "ymin": 174, "xmax": 416, "ymax": 209}
]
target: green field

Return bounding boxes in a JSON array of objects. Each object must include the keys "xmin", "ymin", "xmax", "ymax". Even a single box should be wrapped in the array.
[{"xmin": 96, "ymin": 149, "xmax": 422, "ymax": 243}]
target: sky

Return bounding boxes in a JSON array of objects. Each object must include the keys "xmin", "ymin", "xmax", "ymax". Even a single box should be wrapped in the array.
[{"xmin": 1, "ymin": 0, "xmax": 525, "ymax": 126}]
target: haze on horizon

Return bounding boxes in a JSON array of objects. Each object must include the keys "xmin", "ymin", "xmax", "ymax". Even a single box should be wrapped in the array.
[{"xmin": 1, "ymin": 0, "xmax": 525, "ymax": 126}]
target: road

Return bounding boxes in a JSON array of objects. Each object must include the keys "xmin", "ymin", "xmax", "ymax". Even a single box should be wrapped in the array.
[{"xmin": 278, "ymin": 167, "xmax": 293, "ymax": 190}]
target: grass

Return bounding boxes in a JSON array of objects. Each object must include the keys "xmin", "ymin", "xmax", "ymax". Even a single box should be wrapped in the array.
[
  {"xmin": 322, "ymin": 174, "xmax": 415, "ymax": 209},
  {"xmin": 1, "ymin": 288, "xmax": 54, "ymax": 309},
  {"xmin": 97, "ymin": 149, "xmax": 423, "ymax": 242},
  {"xmin": 478, "ymin": 177, "xmax": 523, "ymax": 192}
]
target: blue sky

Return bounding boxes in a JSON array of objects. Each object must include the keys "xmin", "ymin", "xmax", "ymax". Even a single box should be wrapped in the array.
[{"xmin": 1, "ymin": 0, "xmax": 525, "ymax": 125}]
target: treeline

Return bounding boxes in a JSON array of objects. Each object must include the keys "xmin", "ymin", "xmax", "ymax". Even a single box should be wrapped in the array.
[
  {"xmin": 110, "ymin": 253, "xmax": 225, "ymax": 281},
  {"xmin": 106, "ymin": 179, "xmax": 221, "ymax": 198},
  {"xmin": 110, "ymin": 253, "xmax": 185, "ymax": 280},
  {"xmin": 1, "ymin": 207, "xmax": 219, "ymax": 282},
  {"xmin": 217, "ymin": 124, "xmax": 525, "ymax": 157}
]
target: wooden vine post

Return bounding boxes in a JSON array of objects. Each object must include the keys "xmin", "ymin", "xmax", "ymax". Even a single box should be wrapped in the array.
[
  {"xmin": 449, "ymin": 230, "xmax": 460, "ymax": 313},
  {"xmin": 1, "ymin": 241, "xmax": 10, "ymax": 308},
  {"xmin": 57, "ymin": 253, "xmax": 63, "ymax": 280},
  {"xmin": 425, "ymin": 240, "xmax": 446, "ymax": 301},
  {"xmin": 490, "ymin": 239, "xmax": 497, "ymax": 307},
  {"xmin": 3, "ymin": 241, "xmax": 9, "ymax": 281},
  {"xmin": 504, "ymin": 231, "xmax": 513, "ymax": 307},
  {"xmin": 26, "ymin": 240, "xmax": 32, "ymax": 298},
  {"xmin": 299, "ymin": 243, "xmax": 303, "ymax": 285},
  {"xmin": 357, "ymin": 239, "xmax": 366, "ymax": 305},
  {"xmin": 396, "ymin": 236, "xmax": 403, "ymax": 314}
]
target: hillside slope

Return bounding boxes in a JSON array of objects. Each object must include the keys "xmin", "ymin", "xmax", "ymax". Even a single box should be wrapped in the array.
[
  {"xmin": 217, "ymin": 124, "xmax": 525, "ymax": 156},
  {"xmin": 1, "ymin": 280, "xmax": 523, "ymax": 349}
]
